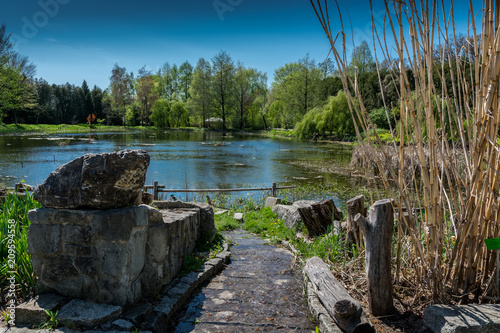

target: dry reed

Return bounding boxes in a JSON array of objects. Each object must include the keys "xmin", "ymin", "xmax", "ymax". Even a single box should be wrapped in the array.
[{"xmin": 310, "ymin": 0, "xmax": 500, "ymax": 304}]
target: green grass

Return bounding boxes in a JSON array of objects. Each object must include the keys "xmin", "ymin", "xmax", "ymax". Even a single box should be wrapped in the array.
[
  {"xmin": 0, "ymin": 191, "xmax": 41, "ymax": 300},
  {"xmin": 215, "ymin": 206, "xmax": 356, "ymax": 266},
  {"xmin": 0, "ymin": 123, "xmax": 134, "ymax": 134}
]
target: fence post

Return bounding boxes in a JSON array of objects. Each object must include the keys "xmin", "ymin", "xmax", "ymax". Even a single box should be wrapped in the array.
[
  {"xmin": 272, "ymin": 182, "xmax": 277, "ymax": 197},
  {"xmin": 153, "ymin": 181, "xmax": 159, "ymax": 201}
]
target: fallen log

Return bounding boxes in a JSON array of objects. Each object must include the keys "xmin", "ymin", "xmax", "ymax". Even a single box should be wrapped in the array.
[{"xmin": 304, "ymin": 256, "xmax": 374, "ymax": 333}]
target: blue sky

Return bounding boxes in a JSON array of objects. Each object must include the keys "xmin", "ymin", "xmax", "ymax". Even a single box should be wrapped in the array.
[{"xmin": 1, "ymin": 0, "xmax": 480, "ymax": 89}]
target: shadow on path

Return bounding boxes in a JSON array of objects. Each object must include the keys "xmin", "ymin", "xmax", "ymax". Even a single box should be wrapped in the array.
[{"xmin": 170, "ymin": 229, "xmax": 316, "ymax": 332}]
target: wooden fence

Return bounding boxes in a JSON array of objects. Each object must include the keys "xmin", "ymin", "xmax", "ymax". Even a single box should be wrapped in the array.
[{"xmin": 144, "ymin": 182, "xmax": 297, "ymax": 200}]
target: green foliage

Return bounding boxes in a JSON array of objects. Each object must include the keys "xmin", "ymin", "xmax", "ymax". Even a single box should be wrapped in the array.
[
  {"xmin": 0, "ymin": 191, "xmax": 41, "ymax": 299},
  {"xmin": 170, "ymin": 101, "xmax": 189, "ymax": 127},
  {"xmin": 214, "ymin": 213, "xmax": 240, "ymax": 231},
  {"xmin": 35, "ymin": 310, "xmax": 60, "ymax": 330},
  {"xmin": 150, "ymin": 99, "xmax": 171, "ymax": 128},
  {"xmin": 294, "ymin": 90, "xmax": 353, "ymax": 139},
  {"xmin": 369, "ymin": 107, "xmax": 395, "ymax": 130}
]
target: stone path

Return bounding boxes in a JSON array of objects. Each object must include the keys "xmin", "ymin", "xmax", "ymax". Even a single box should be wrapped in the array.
[{"xmin": 171, "ymin": 229, "xmax": 316, "ymax": 332}]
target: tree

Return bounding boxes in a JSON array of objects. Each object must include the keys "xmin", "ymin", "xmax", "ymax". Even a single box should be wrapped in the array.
[
  {"xmin": 348, "ymin": 40, "xmax": 376, "ymax": 75},
  {"xmin": 211, "ymin": 50, "xmax": 235, "ymax": 130},
  {"xmin": 170, "ymin": 101, "xmax": 189, "ymax": 127},
  {"xmin": 136, "ymin": 66, "xmax": 158, "ymax": 126},
  {"xmin": 150, "ymin": 99, "xmax": 171, "ymax": 128},
  {"xmin": 188, "ymin": 58, "xmax": 213, "ymax": 127},
  {"xmin": 33, "ymin": 79, "xmax": 54, "ymax": 124},
  {"xmin": 179, "ymin": 61, "xmax": 193, "ymax": 102},
  {"xmin": 109, "ymin": 64, "xmax": 132, "ymax": 125},
  {"xmin": 91, "ymin": 85, "xmax": 104, "ymax": 119},
  {"xmin": 0, "ymin": 23, "xmax": 37, "ymax": 124},
  {"xmin": 269, "ymin": 54, "xmax": 322, "ymax": 127},
  {"xmin": 81, "ymin": 80, "xmax": 93, "ymax": 121},
  {"xmin": 234, "ymin": 62, "xmax": 267, "ymax": 129}
]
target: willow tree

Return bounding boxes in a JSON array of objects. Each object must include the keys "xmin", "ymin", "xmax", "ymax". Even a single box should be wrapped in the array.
[{"xmin": 311, "ymin": 0, "xmax": 500, "ymax": 303}]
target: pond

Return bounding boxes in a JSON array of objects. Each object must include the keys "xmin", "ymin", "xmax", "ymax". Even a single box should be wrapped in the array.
[{"xmin": 0, "ymin": 130, "xmax": 357, "ymax": 203}]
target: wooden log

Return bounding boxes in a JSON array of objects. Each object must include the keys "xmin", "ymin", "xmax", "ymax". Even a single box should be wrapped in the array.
[
  {"xmin": 304, "ymin": 256, "xmax": 374, "ymax": 333},
  {"xmin": 298, "ymin": 199, "xmax": 334, "ymax": 237},
  {"xmin": 354, "ymin": 199, "xmax": 396, "ymax": 316},
  {"xmin": 346, "ymin": 195, "xmax": 365, "ymax": 247}
]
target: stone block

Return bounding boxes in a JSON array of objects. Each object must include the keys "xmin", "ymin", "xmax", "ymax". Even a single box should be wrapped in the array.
[
  {"xmin": 109, "ymin": 319, "xmax": 134, "ymax": 331},
  {"xmin": 123, "ymin": 302, "xmax": 152, "ymax": 326},
  {"xmin": 423, "ymin": 304, "xmax": 500, "ymax": 332},
  {"xmin": 265, "ymin": 197, "xmax": 282, "ymax": 208},
  {"xmin": 234, "ymin": 212, "xmax": 244, "ymax": 221},
  {"xmin": 58, "ymin": 299, "xmax": 121, "ymax": 330},
  {"xmin": 27, "ymin": 224, "xmax": 61, "ymax": 256},
  {"xmin": 15, "ymin": 294, "xmax": 67, "ymax": 325}
]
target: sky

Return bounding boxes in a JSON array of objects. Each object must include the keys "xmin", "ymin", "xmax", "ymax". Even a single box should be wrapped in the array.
[{"xmin": 0, "ymin": 0, "xmax": 481, "ymax": 90}]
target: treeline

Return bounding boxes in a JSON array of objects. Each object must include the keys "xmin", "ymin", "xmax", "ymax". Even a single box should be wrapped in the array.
[{"xmin": 0, "ymin": 22, "xmax": 476, "ymax": 140}]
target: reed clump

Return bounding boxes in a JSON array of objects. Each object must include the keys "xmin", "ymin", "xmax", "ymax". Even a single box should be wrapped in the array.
[{"xmin": 311, "ymin": 0, "xmax": 500, "ymax": 304}]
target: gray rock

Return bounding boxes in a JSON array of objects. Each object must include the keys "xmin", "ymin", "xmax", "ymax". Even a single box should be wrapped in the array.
[
  {"xmin": 264, "ymin": 197, "xmax": 282, "ymax": 208},
  {"xmin": 214, "ymin": 210, "xmax": 229, "ymax": 215},
  {"xmin": 423, "ymin": 304, "xmax": 500, "ymax": 332},
  {"xmin": 274, "ymin": 200, "xmax": 318, "ymax": 230},
  {"xmin": 233, "ymin": 212, "xmax": 244, "ymax": 221},
  {"xmin": 34, "ymin": 150, "xmax": 150, "ymax": 209},
  {"xmin": 57, "ymin": 299, "xmax": 122, "ymax": 330},
  {"xmin": 109, "ymin": 319, "xmax": 134, "ymax": 331},
  {"xmin": 15, "ymin": 294, "xmax": 67, "ymax": 325},
  {"xmin": 123, "ymin": 303, "xmax": 152, "ymax": 326},
  {"xmin": 153, "ymin": 201, "xmax": 217, "ymax": 242}
]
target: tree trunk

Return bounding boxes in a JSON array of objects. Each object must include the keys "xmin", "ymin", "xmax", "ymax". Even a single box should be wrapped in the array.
[
  {"xmin": 346, "ymin": 195, "xmax": 366, "ymax": 247},
  {"xmin": 298, "ymin": 199, "xmax": 333, "ymax": 237},
  {"xmin": 305, "ymin": 256, "xmax": 374, "ymax": 333},
  {"xmin": 354, "ymin": 199, "xmax": 395, "ymax": 316}
]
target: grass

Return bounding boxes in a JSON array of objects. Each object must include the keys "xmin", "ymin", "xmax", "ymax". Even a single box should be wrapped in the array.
[
  {"xmin": 0, "ymin": 123, "xmax": 132, "ymax": 135},
  {"xmin": 180, "ymin": 233, "xmax": 226, "ymax": 276},
  {"xmin": 0, "ymin": 191, "xmax": 41, "ymax": 301},
  {"xmin": 214, "ymin": 204, "xmax": 356, "ymax": 268}
]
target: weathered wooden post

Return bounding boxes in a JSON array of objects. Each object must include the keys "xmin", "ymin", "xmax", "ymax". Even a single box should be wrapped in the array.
[
  {"xmin": 346, "ymin": 195, "xmax": 365, "ymax": 247},
  {"xmin": 272, "ymin": 182, "xmax": 277, "ymax": 197},
  {"xmin": 153, "ymin": 181, "xmax": 159, "ymax": 201},
  {"xmin": 354, "ymin": 199, "xmax": 395, "ymax": 316}
]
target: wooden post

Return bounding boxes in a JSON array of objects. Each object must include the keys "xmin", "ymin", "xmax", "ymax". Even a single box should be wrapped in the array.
[
  {"xmin": 346, "ymin": 195, "xmax": 365, "ymax": 247},
  {"xmin": 153, "ymin": 181, "xmax": 159, "ymax": 201},
  {"xmin": 305, "ymin": 256, "xmax": 374, "ymax": 333},
  {"xmin": 354, "ymin": 199, "xmax": 395, "ymax": 316},
  {"xmin": 272, "ymin": 182, "xmax": 277, "ymax": 197}
]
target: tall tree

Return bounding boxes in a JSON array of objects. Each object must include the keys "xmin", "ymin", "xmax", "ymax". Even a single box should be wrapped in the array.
[
  {"xmin": 136, "ymin": 66, "xmax": 158, "ymax": 126},
  {"xmin": 109, "ymin": 64, "xmax": 132, "ymax": 125},
  {"xmin": 211, "ymin": 50, "xmax": 235, "ymax": 130},
  {"xmin": 188, "ymin": 58, "xmax": 212, "ymax": 127},
  {"xmin": 81, "ymin": 80, "xmax": 93, "ymax": 120},
  {"xmin": 234, "ymin": 62, "xmax": 267, "ymax": 130},
  {"xmin": 179, "ymin": 61, "xmax": 193, "ymax": 102}
]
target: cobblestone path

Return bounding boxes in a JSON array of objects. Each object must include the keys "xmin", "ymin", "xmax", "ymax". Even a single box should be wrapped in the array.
[{"xmin": 171, "ymin": 229, "xmax": 316, "ymax": 332}]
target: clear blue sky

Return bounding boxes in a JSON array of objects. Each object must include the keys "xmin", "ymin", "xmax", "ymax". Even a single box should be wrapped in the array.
[{"xmin": 0, "ymin": 0, "xmax": 480, "ymax": 89}]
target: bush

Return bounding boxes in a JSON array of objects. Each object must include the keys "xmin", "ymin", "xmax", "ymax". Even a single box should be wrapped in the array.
[{"xmin": 369, "ymin": 107, "xmax": 395, "ymax": 130}]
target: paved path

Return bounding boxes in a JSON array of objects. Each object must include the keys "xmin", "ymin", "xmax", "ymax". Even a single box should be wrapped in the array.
[{"xmin": 171, "ymin": 229, "xmax": 316, "ymax": 332}]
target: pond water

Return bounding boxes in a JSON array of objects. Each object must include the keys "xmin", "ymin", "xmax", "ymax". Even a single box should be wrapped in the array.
[{"xmin": 0, "ymin": 130, "xmax": 355, "ymax": 202}]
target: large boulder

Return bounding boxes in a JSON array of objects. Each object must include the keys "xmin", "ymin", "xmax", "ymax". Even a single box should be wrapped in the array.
[
  {"xmin": 273, "ymin": 200, "xmax": 317, "ymax": 230},
  {"xmin": 34, "ymin": 150, "xmax": 150, "ymax": 209}
]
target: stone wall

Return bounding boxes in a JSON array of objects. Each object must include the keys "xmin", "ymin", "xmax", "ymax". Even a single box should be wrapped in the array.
[{"xmin": 28, "ymin": 203, "xmax": 215, "ymax": 307}]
